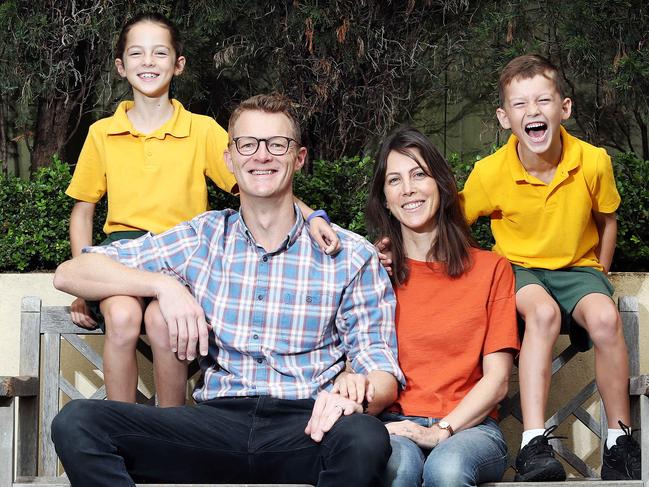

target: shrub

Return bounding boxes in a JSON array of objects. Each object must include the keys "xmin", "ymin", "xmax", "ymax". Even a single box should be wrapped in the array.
[{"xmin": 0, "ymin": 152, "xmax": 647, "ymax": 271}]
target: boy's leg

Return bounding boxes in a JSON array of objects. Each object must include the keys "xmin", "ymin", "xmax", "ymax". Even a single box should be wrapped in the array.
[
  {"xmin": 572, "ymin": 293, "xmax": 630, "ymax": 426},
  {"xmin": 516, "ymin": 284, "xmax": 562, "ymax": 430},
  {"xmin": 144, "ymin": 299, "xmax": 188, "ymax": 407},
  {"xmin": 100, "ymin": 295, "xmax": 145, "ymax": 403}
]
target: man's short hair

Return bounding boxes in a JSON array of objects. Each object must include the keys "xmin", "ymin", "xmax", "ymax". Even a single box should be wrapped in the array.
[
  {"xmin": 228, "ymin": 93, "xmax": 302, "ymax": 144},
  {"xmin": 498, "ymin": 54, "xmax": 566, "ymax": 107}
]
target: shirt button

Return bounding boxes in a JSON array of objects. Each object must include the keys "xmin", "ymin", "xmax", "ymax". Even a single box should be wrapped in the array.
[
  {"xmin": 256, "ymin": 358, "xmax": 263, "ymax": 364},
  {"xmin": 253, "ymin": 334, "xmax": 259, "ymax": 340},
  {"xmin": 306, "ymin": 296, "xmax": 313, "ymax": 303},
  {"xmin": 257, "ymin": 294, "xmax": 263, "ymax": 300},
  {"xmin": 262, "ymin": 256, "xmax": 268, "ymax": 262},
  {"xmin": 147, "ymin": 151, "xmax": 152, "ymax": 156}
]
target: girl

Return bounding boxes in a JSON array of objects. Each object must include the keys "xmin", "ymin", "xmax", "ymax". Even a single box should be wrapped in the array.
[{"xmin": 66, "ymin": 12, "xmax": 338, "ymax": 406}]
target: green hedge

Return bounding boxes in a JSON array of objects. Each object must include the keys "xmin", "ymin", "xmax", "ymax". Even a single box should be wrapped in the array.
[{"xmin": 0, "ymin": 153, "xmax": 647, "ymax": 271}]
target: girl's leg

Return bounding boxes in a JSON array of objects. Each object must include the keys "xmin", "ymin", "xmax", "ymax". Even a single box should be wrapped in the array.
[
  {"xmin": 144, "ymin": 299, "xmax": 189, "ymax": 407},
  {"xmin": 99, "ymin": 295, "xmax": 145, "ymax": 402}
]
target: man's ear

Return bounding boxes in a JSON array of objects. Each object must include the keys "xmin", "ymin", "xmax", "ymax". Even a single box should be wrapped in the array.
[
  {"xmin": 294, "ymin": 146, "xmax": 307, "ymax": 171},
  {"xmin": 496, "ymin": 107, "xmax": 511, "ymax": 130},
  {"xmin": 115, "ymin": 58, "xmax": 126, "ymax": 78},
  {"xmin": 224, "ymin": 147, "xmax": 234, "ymax": 173}
]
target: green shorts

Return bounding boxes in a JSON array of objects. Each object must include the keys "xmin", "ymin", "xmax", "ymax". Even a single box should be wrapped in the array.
[
  {"xmin": 87, "ymin": 230, "xmax": 148, "ymax": 332},
  {"xmin": 513, "ymin": 265, "xmax": 615, "ymax": 352}
]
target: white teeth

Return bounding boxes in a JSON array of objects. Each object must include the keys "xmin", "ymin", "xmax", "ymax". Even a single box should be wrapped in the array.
[
  {"xmin": 526, "ymin": 122, "xmax": 545, "ymax": 129},
  {"xmin": 251, "ymin": 170, "xmax": 274, "ymax": 175},
  {"xmin": 139, "ymin": 73, "xmax": 158, "ymax": 79},
  {"xmin": 402, "ymin": 201, "xmax": 423, "ymax": 210}
]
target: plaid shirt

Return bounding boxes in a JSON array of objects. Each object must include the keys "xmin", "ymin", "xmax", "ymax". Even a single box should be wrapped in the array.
[{"xmin": 87, "ymin": 207, "xmax": 404, "ymax": 401}]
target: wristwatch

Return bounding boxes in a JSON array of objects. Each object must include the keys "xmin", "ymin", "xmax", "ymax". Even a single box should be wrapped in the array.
[{"xmin": 435, "ymin": 420, "xmax": 454, "ymax": 436}]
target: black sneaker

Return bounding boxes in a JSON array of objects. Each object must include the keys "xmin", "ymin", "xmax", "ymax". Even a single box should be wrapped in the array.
[
  {"xmin": 601, "ymin": 421, "xmax": 641, "ymax": 480},
  {"xmin": 514, "ymin": 425, "xmax": 567, "ymax": 482}
]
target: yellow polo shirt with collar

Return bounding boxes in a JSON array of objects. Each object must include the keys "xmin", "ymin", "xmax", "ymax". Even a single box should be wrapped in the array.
[
  {"xmin": 460, "ymin": 126, "xmax": 620, "ymax": 271},
  {"xmin": 66, "ymin": 99, "xmax": 237, "ymax": 235}
]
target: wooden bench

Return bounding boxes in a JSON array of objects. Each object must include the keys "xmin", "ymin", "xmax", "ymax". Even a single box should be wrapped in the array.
[{"xmin": 0, "ymin": 296, "xmax": 646, "ymax": 486}]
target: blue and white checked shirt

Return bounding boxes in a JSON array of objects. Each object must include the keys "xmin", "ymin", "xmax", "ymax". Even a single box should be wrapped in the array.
[{"xmin": 86, "ymin": 206, "xmax": 404, "ymax": 402}]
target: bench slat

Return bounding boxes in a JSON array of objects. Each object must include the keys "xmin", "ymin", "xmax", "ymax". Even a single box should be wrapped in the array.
[{"xmin": 0, "ymin": 377, "xmax": 38, "ymax": 398}]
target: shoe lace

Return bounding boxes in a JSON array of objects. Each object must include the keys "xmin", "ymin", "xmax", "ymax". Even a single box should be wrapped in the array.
[
  {"xmin": 541, "ymin": 424, "xmax": 568, "ymax": 442},
  {"xmin": 616, "ymin": 421, "xmax": 641, "ymax": 465}
]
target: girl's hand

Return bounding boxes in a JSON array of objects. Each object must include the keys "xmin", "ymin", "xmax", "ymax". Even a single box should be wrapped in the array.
[
  {"xmin": 70, "ymin": 297, "xmax": 98, "ymax": 329},
  {"xmin": 385, "ymin": 420, "xmax": 449, "ymax": 449},
  {"xmin": 332, "ymin": 371, "xmax": 375, "ymax": 405},
  {"xmin": 375, "ymin": 237, "xmax": 393, "ymax": 276},
  {"xmin": 308, "ymin": 216, "xmax": 341, "ymax": 255}
]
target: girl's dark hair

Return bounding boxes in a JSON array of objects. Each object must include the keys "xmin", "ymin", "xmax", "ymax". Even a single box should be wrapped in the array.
[
  {"xmin": 115, "ymin": 12, "xmax": 183, "ymax": 60},
  {"xmin": 366, "ymin": 127, "xmax": 476, "ymax": 285}
]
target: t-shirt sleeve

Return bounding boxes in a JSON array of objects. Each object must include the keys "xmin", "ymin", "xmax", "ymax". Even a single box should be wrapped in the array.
[
  {"xmin": 205, "ymin": 119, "xmax": 238, "ymax": 195},
  {"xmin": 65, "ymin": 126, "xmax": 106, "ymax": 203},
  {"xmin": 459, "ymin": 163, "xmax": 494, "ymax": 225},
  {"xmin": 591, "ymin": 149, "xmax": 621, "ymax": 214},
  {"xmin": 483, "ymin": 256, "xmax": 519, "ymax": 356}
]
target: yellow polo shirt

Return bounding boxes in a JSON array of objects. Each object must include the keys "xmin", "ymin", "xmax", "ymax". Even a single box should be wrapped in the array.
[
  {"xmin": 460, "ymin": 126, "xmax": 620, "ymax": 271},
  {"xmin": 66, "ymin": 99, "xmax": 237, "ymax": 235}
]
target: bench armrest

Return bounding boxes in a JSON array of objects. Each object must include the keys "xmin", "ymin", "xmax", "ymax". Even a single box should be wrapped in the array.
[
  {"xmin": 0, "ymin": 376, "xmax": 39, "ymax": 398},
  {"xmin": 630, "ymin": 375, "xmax": 649, "ymax": 397}
]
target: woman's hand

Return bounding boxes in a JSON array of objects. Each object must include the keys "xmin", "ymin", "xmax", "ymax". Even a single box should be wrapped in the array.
[
  {"xmin": 332, "ymin": 371, "xmax": 375, "ymax": 405},
  {"xmin": 375, "ymin": 237, "xmax": 393, "ymax": 276},
  {"xmin": 308, "ymin": 216, "xmax": 341, "ymax": 255},
  {"xmin": 385, "ymin": 420, "xmax": 450, "ymax": 449}
]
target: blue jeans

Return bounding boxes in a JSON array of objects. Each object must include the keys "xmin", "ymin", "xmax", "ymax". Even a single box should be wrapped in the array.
[
  {"xmin": 52, "ymin": 397, "xmax": 391, "ymax": 487},
  {"xmin": 381, "ymin": 413, "xmax": 507, "ymax": 487}
]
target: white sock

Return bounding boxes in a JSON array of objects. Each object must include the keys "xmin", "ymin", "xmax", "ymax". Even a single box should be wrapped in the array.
[
  {"xmin": 521, "ymin": 429, "xmax": 546, "ymax": 448},
  {"xmin": 606, "ymin": 428, "xmax": 625, "ymax": 449}
]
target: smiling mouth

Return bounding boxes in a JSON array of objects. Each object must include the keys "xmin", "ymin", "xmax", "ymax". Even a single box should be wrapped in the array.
[
  {"xmin": 524, "ymin": 122, "xmax": 548, "ymax": 140},
  {"xmin": 138, "ymin": 73, "xmax": 159, "ymax": 79},
  {"xmin": 249, "ymin": 169, "xmax": 277, "ymax": 175},
  {"xmin": 402, "ymin": 201, "xmax": 423, "ymax": 210}
]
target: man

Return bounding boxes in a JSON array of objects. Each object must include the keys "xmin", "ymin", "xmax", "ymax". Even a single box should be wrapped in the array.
[{"xmin": 52, "ymin": 93, "xmax": 404, "ymax": 487}]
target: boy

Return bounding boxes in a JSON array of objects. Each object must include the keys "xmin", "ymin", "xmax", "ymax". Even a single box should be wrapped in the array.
[{"xmin": 460, "ymin": 54, "xmax": 641, "ymax": 481}]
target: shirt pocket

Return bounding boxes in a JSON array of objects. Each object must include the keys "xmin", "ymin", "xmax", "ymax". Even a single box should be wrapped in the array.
[{"xmin": 277, "ymin": 291, "xmax": 339, "ymax": 353}]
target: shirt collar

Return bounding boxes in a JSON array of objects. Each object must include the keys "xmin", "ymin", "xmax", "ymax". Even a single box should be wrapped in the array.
[
  {"xmin": 506, "ymin": 125, "xmax": 580, "ymax": 183},
  {"xmin": 107, "ymin": 99, "xmax": 191, "ymax": 139},
  {"xmin": 235, "ymin": 203, "xmax": 304, "ymax": 253}
]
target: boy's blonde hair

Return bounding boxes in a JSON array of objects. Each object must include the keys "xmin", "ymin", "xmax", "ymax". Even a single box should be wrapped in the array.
[
  {"xmin": 228, "ymin": 93, "xmax": 302, "ymax": 143},
  {"xmin": 498, "ymin": 54, "xmax": 566, "ymax": 107}
]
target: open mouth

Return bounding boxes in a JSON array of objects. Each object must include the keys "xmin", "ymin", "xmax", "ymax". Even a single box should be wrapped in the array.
[
  {"xmin": 138, "ymin": 73, "xmax": 159, "ymax": 79},
  {"xmin": 402, "ymin": 201, "xmax": 423, "ymax": 210},
  {"xmin": 524, "ymin": 122, "xmax": 548, "ymax": 140},
  {"xmin": 249, "ymin": 169, "xmax": 277, "ymax": 176}
]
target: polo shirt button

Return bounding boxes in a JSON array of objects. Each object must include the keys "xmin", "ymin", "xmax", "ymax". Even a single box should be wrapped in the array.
[{"xmin": 147, "ymin": 151, "xmax": 152, "ymax": 156}]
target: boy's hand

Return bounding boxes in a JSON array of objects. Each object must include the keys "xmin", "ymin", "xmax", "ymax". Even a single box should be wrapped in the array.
[
  {"xmin": 70, "ymin": 297, "xmax": 97, "ymax": 329},
  {"xmin": 308, "ymin": 216, "xmax": 341, "ymax": 255},
  {"xmin": 332, "ymin": 371, "xmax": 375, "ymax": 406},
  {"xmin": 375, "ymin": 237, "xmax": 393, "ymax": 276}
]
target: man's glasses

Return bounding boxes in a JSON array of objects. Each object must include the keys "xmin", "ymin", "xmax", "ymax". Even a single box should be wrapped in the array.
[{"xmin": 232, "ymin": 136, "xmax": 297, "ymax": 156}]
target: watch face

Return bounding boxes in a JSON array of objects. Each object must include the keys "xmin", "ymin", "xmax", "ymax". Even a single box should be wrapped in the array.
[{"xmin": 438, "ymin": 421, "xmax": 449, "ymax": 428}]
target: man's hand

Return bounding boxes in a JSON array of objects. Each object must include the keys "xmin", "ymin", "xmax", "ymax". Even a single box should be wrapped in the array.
[
  {"xmin": 332, "ymin": 371, "xmax": 375, "ymax": 405},
  {"xmin": 385, "ymin": 420, "xmax": 449, "ymax": 449},
  {"xmin": 308, "ymin": 216, "xmax": 341, "ymax": 255},
  {"xmin": 70, "ymin": 297, "xmax": 98, "ymax": 329},
  {"xmin": 305, "ymin": 390, "xmax": 363, "ymax": 442},
  {"xmin": 155, "ymin": 276, "xmax": 210, "ymax": 361},
  {"xmin": 375, "ymin": 237, "xmax": 393, "ymax": 276}
]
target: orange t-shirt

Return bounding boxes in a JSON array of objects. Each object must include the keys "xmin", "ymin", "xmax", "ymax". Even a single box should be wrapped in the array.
[{"xmin": 391, "ymin": 248, "xmax": 519, "ymax": 420}]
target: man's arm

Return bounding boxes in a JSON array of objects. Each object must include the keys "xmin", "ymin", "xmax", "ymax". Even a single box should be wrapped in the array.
[{"xmin": 593, "ymin": 211, "xmax": 617, "ymax": 273}]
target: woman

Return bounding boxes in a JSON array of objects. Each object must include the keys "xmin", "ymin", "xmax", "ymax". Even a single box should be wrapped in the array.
[{"xmin": 337, "ymin": 127, "xmax": 519, "ymax": 486}]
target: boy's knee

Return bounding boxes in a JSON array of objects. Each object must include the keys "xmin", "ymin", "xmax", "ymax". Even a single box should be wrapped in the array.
[
  {"xmin": 523, "ymin": 302, "xmax": 561, "ymax": 335},
  {"xmin": 585, "ymin": 303, "xmax": 621, "ymax": 346},
  {"xmin": 103, "ymin": 302, "xmax": 142, "ymax": 345},
  {"xmin": 144, "ymin": 303, "xmax": 168, "ymax": 345}
]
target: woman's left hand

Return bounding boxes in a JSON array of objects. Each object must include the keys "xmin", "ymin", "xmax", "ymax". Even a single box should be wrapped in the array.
[
  {"xmin": 308, "ymin": 216, "xmax": 341, "ymax": 255},
  {"xmin": 385, "ymin": 420, "xmax": 449, "ymax": 449}
]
